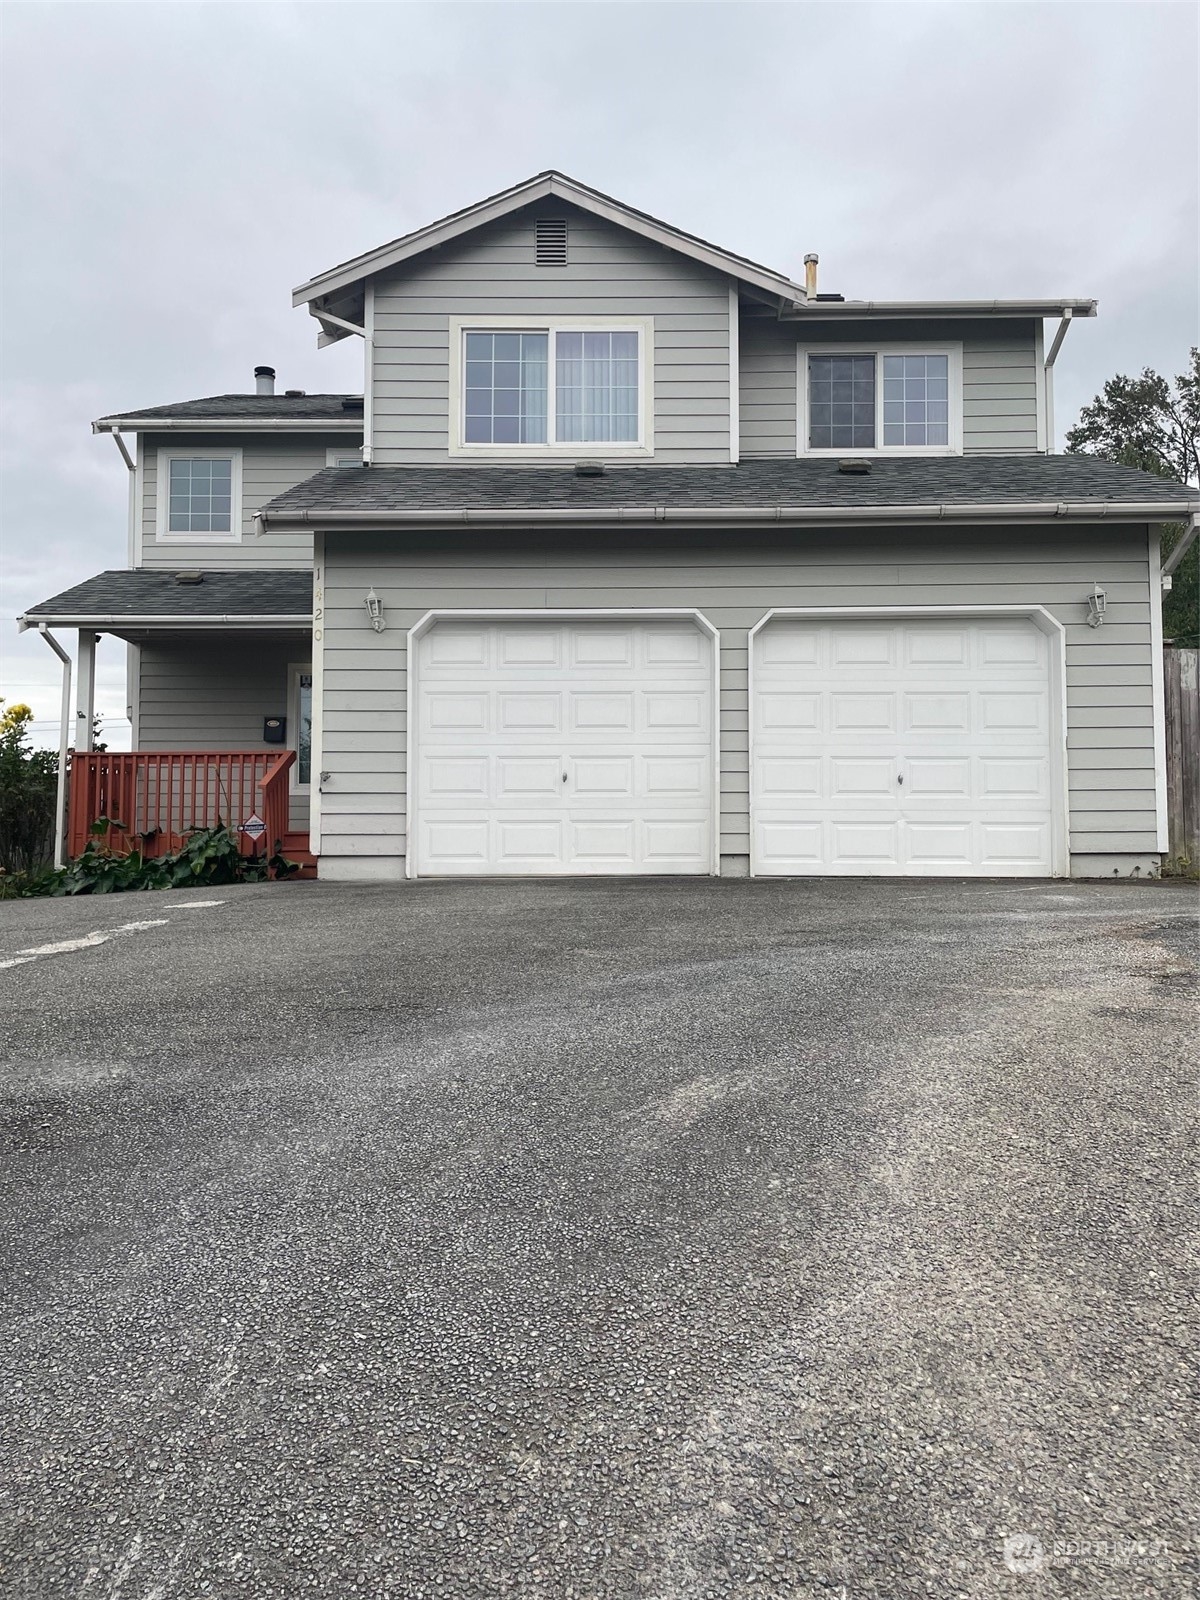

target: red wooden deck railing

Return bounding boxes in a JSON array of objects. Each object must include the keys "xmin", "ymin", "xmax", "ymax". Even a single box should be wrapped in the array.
[{"xmin": 67, "ymin": 749, "xmax": 297, "ymax": 863}]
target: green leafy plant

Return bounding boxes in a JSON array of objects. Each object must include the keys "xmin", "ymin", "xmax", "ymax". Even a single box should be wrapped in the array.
[{"xmin": 19, "ymin": 821, "xmax": 298, "ymax": 898}]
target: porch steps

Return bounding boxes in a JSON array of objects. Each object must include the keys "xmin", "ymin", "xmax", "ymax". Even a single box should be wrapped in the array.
[{"xmin": 281, "ymin": 832, "xmax": 318, "ymax": 880}]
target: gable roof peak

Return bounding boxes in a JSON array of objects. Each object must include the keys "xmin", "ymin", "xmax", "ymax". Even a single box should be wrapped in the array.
[{"xmin": 293, "ymin": 171, "xmax": 804, "ymax": 336}]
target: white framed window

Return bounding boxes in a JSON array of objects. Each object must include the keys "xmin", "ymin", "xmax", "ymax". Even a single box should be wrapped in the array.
[
  {"xmin": 326, "ymin": 447, "xmax": 364, "ymax": 468},
  {"xmin": 155, "ymin": 448, "xmax": 243, "ymax": 541},
  {"xmin": 288, "ymin": 664, "xmax": 313, "ymax": 790},
  {"xmin": 450, "ymin": 316, "xmax": 653, "ymax": 456},
  {"xmin": 797, "ymin": 344, "xmax": 962, "ymax": 456}
]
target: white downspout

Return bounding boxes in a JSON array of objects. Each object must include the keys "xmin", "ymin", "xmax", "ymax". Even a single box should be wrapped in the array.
[
  {"xmin": 1042, "ymin": 309, "xmax": 1073, "ymax": 454},
  {"xmin": 35, "ymin": 626, "xmax": 73, "ymax": 868},
  {"xmin": 1162, "ymin": 510, "xmax": 1199, "ymax": 581}
]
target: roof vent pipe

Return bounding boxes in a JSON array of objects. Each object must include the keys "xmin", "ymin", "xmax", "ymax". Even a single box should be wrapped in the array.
[
  {"xmin": 804, "ymin": 254, "xmax": 819, "ymax": 301},
  {"xmin": 255, "ymin": 365, "xmax": 276, "ymax": 396}
]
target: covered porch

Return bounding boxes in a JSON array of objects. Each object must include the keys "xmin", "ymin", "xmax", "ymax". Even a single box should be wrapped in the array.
[{"xmin": 18, "ymin": 568, "xmax": 314, "ymax": 870}]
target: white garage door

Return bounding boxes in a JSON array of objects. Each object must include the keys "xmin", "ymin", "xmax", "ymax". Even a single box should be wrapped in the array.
[
  {"xmin": 413, "ymin": 618, "xmax": 714, "ymax": 875},
  {"xmin": 752, "ymin": 616, "xmax": 1056, "ymax": 876}
]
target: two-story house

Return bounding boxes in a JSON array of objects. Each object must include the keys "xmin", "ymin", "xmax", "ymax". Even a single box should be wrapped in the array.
[{"xmin": 20, "ymin": 172, "xmax": 1198, "ymax": 881}]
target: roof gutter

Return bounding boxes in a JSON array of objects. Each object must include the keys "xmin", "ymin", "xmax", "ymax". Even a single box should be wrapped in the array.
[
  {"xmin": 257, "ymin": 499, "xmax": 1198, "ymax": 534},
  {"xmin": 92, "ymin": 419, "xmax": 362, "ymax": 434},
  {"xmin": 17, "ymin": 613, "xmax": 312, "ymax": 632},
  {"xmin": 778, "ymin": 298, "xmax": 1097, "ymax": 321}
]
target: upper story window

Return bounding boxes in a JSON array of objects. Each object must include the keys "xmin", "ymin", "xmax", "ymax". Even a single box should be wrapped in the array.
[
  {"xmin": 453, "ymin": 319, "xmax": 652, "ymax": 455},
  {"xmin": 800, "ymin": 345, "xmax": 961, "ymax": 455},
  {"xmin": 155, "ymin": 449, "xmax": 243, "ymax": 542},
  {"xmin": 327, "ymin": 447, "xmax": 364, "ymax": 467}
]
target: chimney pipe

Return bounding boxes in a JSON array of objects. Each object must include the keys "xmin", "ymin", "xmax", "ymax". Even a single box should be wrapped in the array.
[
  {"xmin": 804, "ymin": 254, "xmax": 818, "ymax": 301},
  {"xmin": 254, "ymin": 365, "xmax": 276, "ymax": 396}
]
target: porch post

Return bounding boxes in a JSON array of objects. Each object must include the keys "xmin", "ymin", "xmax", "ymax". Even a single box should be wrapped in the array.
[{"xmin": 75, "ymin": 630, "xmax": 97, "ymax": 751}]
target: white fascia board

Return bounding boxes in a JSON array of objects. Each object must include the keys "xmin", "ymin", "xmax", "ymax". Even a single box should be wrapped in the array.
[
  {"xmin": 780, "ymin": 299, "xmax": 1097, "ymax": 321},
  {"xmin": 293, "ymin": 172, "xmax": 801, "ymax": 308},
  {"xmin": 17, "ymin": 613, "xmax": 312, "ymax": 630},
  {"xmin": 94, "ymin": 418, "xmax": 363, "ymax": 433},
  {"xmin": 259, "ymin": 499, "xmax": 1199, "ymax": 532}
]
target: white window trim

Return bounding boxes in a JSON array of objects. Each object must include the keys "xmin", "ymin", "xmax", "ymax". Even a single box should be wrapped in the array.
[
  {"xmin": 326, "ymin": 447, "xmax": 364, "ymax": 467},
  {"xmin": 288, "ymin": 661, "xmax": 313, "ymax": 794},
  {"xmin": 449, "ymin": 315, "xmax": 654, "ymax": 458},
  {"xmin": 155, "ymin": 447, "xmax": 243, "ymax": 543},
  {"xmin": 796, "ymin": 343, "xmax": 963, "ymax": 458}
]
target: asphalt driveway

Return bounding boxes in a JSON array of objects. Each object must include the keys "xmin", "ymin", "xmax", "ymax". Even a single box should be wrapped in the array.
[{"xmin": 1, "ymin": 878, "xmax": 1196, "ymax": 1598}]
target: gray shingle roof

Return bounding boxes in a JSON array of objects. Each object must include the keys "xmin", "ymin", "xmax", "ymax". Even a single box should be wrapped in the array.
[
  {"xmin": 263, "ymin": 455, "xmax": 1197, "ymax": 519},
  {"xmin": 96, "ymin": 395, "xmax": 363, "ymax": 424},
  {"xmin": 21, "ymin": 569, "xmax": 313, "ymax": 621}
]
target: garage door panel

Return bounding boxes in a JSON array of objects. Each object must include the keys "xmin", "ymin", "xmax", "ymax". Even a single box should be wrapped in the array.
[
  {"xmin": 570, "ymin": 628, "xmax": 633, "ymax": 667},
  {"xmin": 905, "ymin": 823, "xmax": 973, "ymax": 865},
  {"xmin": 905, "ymin": 759, "xmax": 971, "ymax": 798},
  {"xmin": 572, "ymin": 757, "xmax": 634, "ymax": 797},
  {"xmin": 832, "ymin": 821, "xmax": 901, "ymax": 865},
  {"xmin": 831, "ymin": 693, "xmax": 895, "ymax": 730},
  {"xmin": 497, "ymin": 756, "xmax": 561, "ymax": 798},
  {"xmin": 425, "ymin": 692, "xmax": 487, "ymax": 732},
  {"xmin": 831, "ymin": 758, "xmax": 894, "ymax": 797},
  {"xmin": 415, "ymin": 619, "xmax": 713, "ymax": 876},
  {"xmin": 753, "ymin": 617, "xmax": 1055, "ymax": 877}
]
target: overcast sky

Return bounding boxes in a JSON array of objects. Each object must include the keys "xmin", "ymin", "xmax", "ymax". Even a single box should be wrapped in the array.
[{"xmin": 1, "ymin": 0, "xmax": 1196, "ymax": 749}]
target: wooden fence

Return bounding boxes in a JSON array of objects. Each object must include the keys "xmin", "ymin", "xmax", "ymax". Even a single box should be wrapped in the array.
[{"xmin": 1164, "ymin": 648, "xmax": 1199, "ymax": 866}]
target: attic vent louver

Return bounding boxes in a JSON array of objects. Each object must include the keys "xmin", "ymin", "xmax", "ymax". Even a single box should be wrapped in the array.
[{"xmin": 535, "ymin": 218, "xmax": 568, "ymax": 266}]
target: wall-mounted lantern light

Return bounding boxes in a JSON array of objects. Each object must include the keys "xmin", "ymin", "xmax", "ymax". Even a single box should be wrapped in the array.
[
  {"xmin": 365, "ymin": 586, "xmax": 387, "ymax": 633},
  {"xmin": 1086, "ymin": 585, "xmax": 1107, "ymax": 628}
]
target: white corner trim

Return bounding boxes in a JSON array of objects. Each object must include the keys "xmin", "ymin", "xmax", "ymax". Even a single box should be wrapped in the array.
[
  {"xmin": 309, "ymin": 539, "xmax": 325, "ymax": 854},
  {"xmin": 729, "ymin": 285, "xmax": 740, "ymax": 464},
  {"xmin": 154, "ymin": 446, "xmax": 244, "ymax": 543},
  {"xmin": 1034, "ymin": 320, "xmax": 1048, "ymax": 454},
  {"xmin": 363, "ymin": 281, "xmax": 375, "ymax": 465},
  {"xmin": 447, "ymin": 316, "xmax": 655, "ymax": 458},
  {"xmin": 1148, "ymin": 528, "xmax": 1169, "ymax": 852},
  {"xmin": 404, "ymin": 608, "xmax": 720, "ymax": 879},
  {"xmin": 746, "ymin": 605, "xmax": 1070, "ymax": 879},
  {"xmin": 795, "ymin": 341, "xmax": 964, "ymax": 457}
]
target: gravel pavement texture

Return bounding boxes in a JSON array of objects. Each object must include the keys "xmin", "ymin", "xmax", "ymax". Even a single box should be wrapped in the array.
[{"xmin": 1, "ymin": 877, "xmax": 1196, "ymax": 1599}]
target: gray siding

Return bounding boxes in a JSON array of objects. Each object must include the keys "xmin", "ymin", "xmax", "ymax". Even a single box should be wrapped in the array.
[
  {"xmin": 316, "ymin": 525, "xmax": 1157, "ymax": 867},
  {"xmin": 739, "ymin": 313, "xmax": 1041, "ymax": 457},
  {"xmin": 371, "ymin": 201, "xmax": 732, "ymax": 464},
  {"xmin": 137, "ymin": 633, "xmax": 312, "ymax": 828},
  {"xmin": 139, "ymin": 432, "xmax": 359, "ymax": 569}
]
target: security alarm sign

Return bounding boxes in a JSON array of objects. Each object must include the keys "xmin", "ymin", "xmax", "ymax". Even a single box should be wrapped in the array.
[{"xmin": 242, "ymin": 813, "xmax": 267, "ymax": 840}]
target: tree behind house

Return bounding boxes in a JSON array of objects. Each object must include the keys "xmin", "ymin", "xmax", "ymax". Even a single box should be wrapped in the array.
[
  {"xmin": 1066, "ymin": 348, "xmax": 1199, "ymax": 646},
  {"xmin": 0, "ymin": 702, "xmax": 59, "ymax": 875}
]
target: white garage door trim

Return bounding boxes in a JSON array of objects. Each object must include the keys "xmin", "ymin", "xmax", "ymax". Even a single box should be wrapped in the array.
[
  {"xmin": 747, "ymin": 605, "xmax": 1069, "ymax": 878},
  {"xmin": 406, "ymin": 609, "xmax": 721, "ymax": 878}
]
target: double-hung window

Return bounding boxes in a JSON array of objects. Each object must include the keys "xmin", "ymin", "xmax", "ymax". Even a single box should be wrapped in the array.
[
  {"xmin": 455, "ymin": 321, "xmax": 649, "ymax": 452},
  {"xmin": 801, "ymin": 346, "xmax": 961, "ymax": 454},
  {"xmin": 156, "ymin": 449, "xmax": 243, "ymax": 541}
]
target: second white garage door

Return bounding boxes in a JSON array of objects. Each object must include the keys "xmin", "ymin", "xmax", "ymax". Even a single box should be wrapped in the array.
[
  {"xmin": 412, "ymin": 618, "xmax": 714, "ymax": 875},
  {"xmin": 752, "ymin": 615, "xmax": 1058, "ymax": 876}
]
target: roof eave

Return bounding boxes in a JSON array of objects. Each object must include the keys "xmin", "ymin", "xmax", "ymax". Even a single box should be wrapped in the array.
[
  {"xmin": 92, "ymin": 417, "xmax": 364, "ymax": 433},
  {"xmin": 17, "ymin": 612, "xmax": 313, "ymax": 632},
  {"xmin": 780, "ymin": 298, "xmax": 1098, "ymax": 321},
  {"xmin": 258, "ymin": 498, "xmax": 1193, "ymax": 533}
]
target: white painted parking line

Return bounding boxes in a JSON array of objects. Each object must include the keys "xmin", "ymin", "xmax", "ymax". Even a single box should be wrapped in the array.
[
  {"xmin": 0, "ymin": 919, "xmax": 169, "ymax": 971},
  {"xmin": 164, "ymin": 900, "xmax": 226, "ymax": 909}
]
